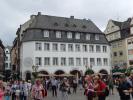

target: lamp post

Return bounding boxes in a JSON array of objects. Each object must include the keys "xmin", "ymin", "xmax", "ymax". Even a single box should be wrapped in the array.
[{"xmin": 32, "ymin": 65, "xmax": 39, "ymax": 79}]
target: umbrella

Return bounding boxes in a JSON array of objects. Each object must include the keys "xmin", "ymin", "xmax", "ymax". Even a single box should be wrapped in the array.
[
  {"xmin": 113, "ymin": 72, "xmax": 124, "ymax": 75},
  {"xmin": 59, "ymin": 73, "xmax": 75, "ymax": 77}
]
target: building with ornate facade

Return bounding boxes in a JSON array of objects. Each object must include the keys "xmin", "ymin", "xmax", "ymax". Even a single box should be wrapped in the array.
[{"xmin": 104, "ymin": 17, "xmax": 133, "ymax": 68}]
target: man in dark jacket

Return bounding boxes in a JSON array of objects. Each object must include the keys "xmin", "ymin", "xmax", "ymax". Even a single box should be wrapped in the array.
[{"xmin": 117, "ymin": 75, "xmax": 132, "ymax": 100}]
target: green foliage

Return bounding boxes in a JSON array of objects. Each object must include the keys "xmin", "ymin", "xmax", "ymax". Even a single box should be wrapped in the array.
[
  {"xmin": 32, "ymin": 72, "xmax": 38, "ymax": 79},
  {"xmin": 85, "ymin": 68, "xmax": 94, "ymax": 75},
  {"xmin": 112, "ymin": 68, "xmax": 126, "ymax": 73}
]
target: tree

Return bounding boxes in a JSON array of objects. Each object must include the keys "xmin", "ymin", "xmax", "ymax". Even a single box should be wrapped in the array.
[{"xmin": 85, "ymin": 68, "xmax": 94, "ymax": 75}]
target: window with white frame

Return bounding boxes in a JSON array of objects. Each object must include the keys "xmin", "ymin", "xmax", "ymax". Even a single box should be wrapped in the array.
[
  {"xmin": 44, "ymin": 43, "xmax": 50, "ymax": 51},
  {"xmin": 103, "ymin": 46, "xmax": 107, "ymax": 52},
  {"xmin": 76, "ymin": 58, "xmax": 81, "ymax": 66},
  {"xmin": 75, "ymin": 44, "xmax": 80, "ymax": 52},
  {"xmin": 96, "ymin": 45, "xmax": 101, "ymax": 52},
  {"xmin": 89, "ymin": 45, "xmax": 94, "ymax": 52},
  {"xmin": 97, "ymin": 58, "xmax": 102, "ymax": 65},
  {"xmin": 83, "ymin": 58, "xmax": 88, "ymax": 66},
  {"xmin": 53, "ymin": 57, "xmax": 58, "ymax": 66},
  {"xmin": 35, "ymin": 43, "xmax": 42, "ymax": 51},
  {"xmin": 52, "ymin": 43, "xmax": 58, "ymax": 51},
  {"xmin": 61, "ymin": 58, "xmax": 66, "ymax": 66},
  {"xmin": 90, "ymin": 58, "xmax": 95, "ymax": 66},
  {"xmin": 103, "ymin": 58, "xmax": 108, "ymax": 66},
  {"xmin": 75, "ymin": 33, "xmax": 80, "ymax": 39},
  {"xmin": 67, "ymin": 32, "xmax": 72, "ymax": 39},
  {"xmin": 5, "ymin": 63, "xmax": 8, "ymax": 68},
  {"xmin": 60, "ymin": 44, "xmax": 66, "ymax": 51},
  {"xmin": 43, "ymin": 30, "xmax": 49, "ymax": 37},
  {"xmin": 69, "ymin": 58, "xmax": 74, "ymax": 66},
  {"xmin": 35, "ymin": 57, "xmax": 42, "ymax": 66},
  {"xmin": 83, "ymin": 45, "xmax": 87, "ymax": 52},
  {"xmin": 56, "ymin": 31, "xmax": 61, "ymax": 38},
  {"xmin": 68, "ymin": 44, "xmax": 73, "ymax": 52},
  {"xmin": 86, "ymin": 34, "xmax": 90, "ymax": 40},
  {"xmin": 44, "ymin": 57, "xmax": 50, "ymax": 65},
  {"xmin": 95, "ymin": 34, "xmax": 99, "ymax": 40}
]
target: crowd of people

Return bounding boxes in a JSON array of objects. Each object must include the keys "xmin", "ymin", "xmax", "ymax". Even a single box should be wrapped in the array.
[{"xmin": 0, "ymin": 72, "xmax": 133, "ymax": 100}]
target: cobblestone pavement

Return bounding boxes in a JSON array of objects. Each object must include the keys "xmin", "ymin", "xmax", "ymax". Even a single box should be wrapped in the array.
[{"xmin": 45, "ymin": 88, "xmax": 120, "ymax": 100}]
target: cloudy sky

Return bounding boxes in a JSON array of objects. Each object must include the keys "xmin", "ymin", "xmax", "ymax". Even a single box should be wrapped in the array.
[{"xmin": 1, "ymin": 0, "xmax": 133, "ymax": 45}]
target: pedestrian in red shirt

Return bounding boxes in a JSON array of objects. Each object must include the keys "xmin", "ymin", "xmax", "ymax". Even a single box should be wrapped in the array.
[{"xmin": 94, "ymin": 75, "xmax": 107, "ymax": 100}]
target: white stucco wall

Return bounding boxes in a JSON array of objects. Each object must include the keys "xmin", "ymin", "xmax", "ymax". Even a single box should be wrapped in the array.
[
  {"xmin": 5, "ymin": 48, "xmax": 11, "ymax": 70},
  {"xmin": 20, "ymin": 41, "xmax": 111, "ymax": 79}
]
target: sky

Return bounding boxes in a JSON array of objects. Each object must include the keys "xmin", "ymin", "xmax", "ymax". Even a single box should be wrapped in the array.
[{"xmin": 0, "ymin": 0, "xmax": 133, "ymax": 46}]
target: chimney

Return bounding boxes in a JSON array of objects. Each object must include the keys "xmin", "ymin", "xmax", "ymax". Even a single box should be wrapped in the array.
[
  {"xmin": 38, "ymin": 12, "xmax": 41, "ymax": 16},
  {"xmin": 83, "ymin": 18, "xmax": 86, "ymax": 21},
  {"xmin": 70, "ymin": 16, "xmax": 74, "ymax": 19}
]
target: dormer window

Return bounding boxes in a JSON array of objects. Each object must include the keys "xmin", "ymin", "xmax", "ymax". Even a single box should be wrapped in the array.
[
  {"xmin": 43, "ymin": 30, "xmax": 49, "ymax": 37},
  {"xmin": 82, "ymin": 25, "xmax": 87, "ymax": 29},
  {"xmin": 65, "ymin": 23, "xmax": 69, "ymax": 27},
  {"xmin": 95, "ymin": 34, "xmax": 99, "ymax": 40},
  {"xmin": 67, "ymin": 32, "xmax": 72, "ymax": 39},
  {"xmin": 75, "ymin": 33, "xmax": 80, "ymax": 39},
  {"xmin": 54, "ymin": 22, "xmax": 58, "ymax": 26},
  {"xmin": 56, "ymin": 31, "xmax": 61, "ymax": 38},
  {"xmin": 73, "ymin": 24, "xmax": 77, "ymax": 28},
  {"xmin": 86, "ymin": 34, "xmax": 90, "ymax": 40}
]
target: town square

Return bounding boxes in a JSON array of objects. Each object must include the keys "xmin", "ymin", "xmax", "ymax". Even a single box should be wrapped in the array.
[{"xmin": 0, "ymin": 0, "xmax": 133, "ymax": 100}]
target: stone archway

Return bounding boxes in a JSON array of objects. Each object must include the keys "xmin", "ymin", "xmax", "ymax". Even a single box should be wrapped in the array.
[
  {"xmin": 54, "ymin": 70, "xmax": 65, "ymax": 75},
  {"xmin": 99, "ymin": 69, "xmax": 108, "ymax": 74},
  {"xmin": 39, "ymin": 70, "xmax": 49, "ymax": 75},
  {"xmin": 70, "ymin": 70, "xmax": 81, "ymax": 77}
]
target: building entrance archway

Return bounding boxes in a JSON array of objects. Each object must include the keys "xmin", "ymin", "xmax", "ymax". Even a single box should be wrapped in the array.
[
  {"xmin": 70, "ymin": 70, "xmax": 81, "ymax": 77},
  {"xmin": 54, "ymin": 70, "xmax": 65, "ymax": 75},
  {"xmin": 25, "ymin": 72, "xmax": 31, "ymax": 81}
]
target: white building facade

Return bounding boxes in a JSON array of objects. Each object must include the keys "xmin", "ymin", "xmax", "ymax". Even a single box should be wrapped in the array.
[
  {"xmin": 16, "ymin": 13, "xmax": 111, "ymax": 80},
  {"xmin": 5, "ymin": 46, "xmax": 11, "ymax": 70}
]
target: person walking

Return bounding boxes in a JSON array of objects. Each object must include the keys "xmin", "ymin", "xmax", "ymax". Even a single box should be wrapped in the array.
[
  {"xmin": 51, "ymin": 77, "xmax": 58, "ymax": 97},
  {"xmin": 31, "ymin": 79, "xmax": 45, "ymax": 100},
  {"xmin": 0, "ymin": 80, "xmax": 5, "ymax": 100},
  {"xmin": 117, "ymin": 75, "xmax": 132, "ymax": 100},
  {"xmin": 94, "ymin": 75, "xmax": 107, "ymax": 100},
  {"xmin": 84, "ymin": 75, "xmax": 94, "ymax": 100},
  {"xmin": 5, "ymin": 82, "xmax": 11, "ymax": 100},
  {"xmin": 20, "ymin": 80, "xmax": 28, "ymax": 100},
  {"xmin": 60, "ymin": 78, "xmax": 70, "ymax": 100},
  {"xmin": 72, "ymin": 79, "xmax": 77, "ymax": 94},
  {"xmin": 11, "ymin": 81, "xmax": 17, "ymax": 100},
  {"xmin": 108, "ymin": 76, "xmax": 114, "ymax": 95}
]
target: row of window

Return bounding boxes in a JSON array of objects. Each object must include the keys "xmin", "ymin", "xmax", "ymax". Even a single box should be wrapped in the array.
[
  {"xmin": 107, "ymin": 32, "xmax": 121, "ymax": 41},
  {"xmin": 127, "ymin": 38, "xmax": 133, "ymax": 45},
  {"xmin": 43, "ymin": 30, "xmax": 100, "ymax": 40},
  {"xmin": 5, "ymin": 63, "xmax": 11, "ymax": 68},
  {"xmin": 111, "ymin": 41, "xmax": 122, "ymax": 48},
  {"xmin": 35, "ymin": 57, "xmax": 108, "ymax": 66},
  {"xmin": 113, "ymin": 51, "xmax": 123, "ymax": 57},
  {"xmin": 35, "ymin": 43, "xmax": 107, "ymax": 52}
]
